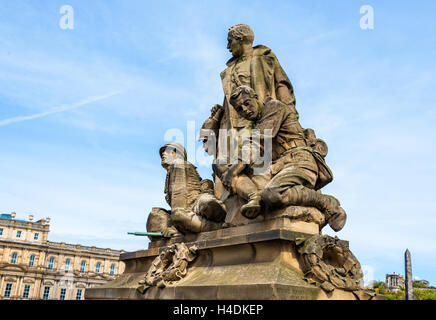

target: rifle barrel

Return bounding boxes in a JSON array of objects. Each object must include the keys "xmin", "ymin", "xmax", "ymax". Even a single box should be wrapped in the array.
[{"xmin": 127, "ymin": 232, "xmax": 163, "ymax": 237}]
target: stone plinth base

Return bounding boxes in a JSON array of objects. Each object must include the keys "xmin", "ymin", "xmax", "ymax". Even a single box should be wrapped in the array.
[{"xmin": 85, "ymin": 217, "xmax": 376, "ymax": 300}]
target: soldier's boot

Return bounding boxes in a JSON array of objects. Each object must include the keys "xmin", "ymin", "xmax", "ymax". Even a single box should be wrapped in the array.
[
  {"xmin": 240, "ymin": 191, "xmax": 262, "ymax": 219},
  {"xmin": 234, "ymin": 175, "xmax": 262, "ymax": 219},
  {"xmin": 321, "ymin": 194, "xmax": 347, "ymax": 232},
  {"xmin": 172, "ymin": 208, "xmax": 222, "ymax": 234},
  {"xmin": 284, "ymin": 185, "xmax": 347, "ymax": 232}
]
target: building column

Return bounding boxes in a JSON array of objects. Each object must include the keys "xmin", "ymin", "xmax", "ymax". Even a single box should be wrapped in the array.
[
  {"xmin": 0, "ymin": 275, "xmax": 4, "ymax": 297},
  {"xmin": 33, "ymin": 277, "xmax": 40, "ymax": 299},
  {"xmin": 15, "ymin": 276, "xmax": 23, "ymax": 299},
  {"xmin": 53, "ymin": 280, "xmax": 60, "ymax": 300}
]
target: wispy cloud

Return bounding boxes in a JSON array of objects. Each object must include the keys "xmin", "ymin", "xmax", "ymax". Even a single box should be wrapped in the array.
[{"xmin": 0, "ymin": 90, "xmax": 124, "ymax": 127}]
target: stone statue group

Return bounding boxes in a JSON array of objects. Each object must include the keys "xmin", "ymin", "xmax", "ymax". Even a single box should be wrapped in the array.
[{"xmin": 147, "ymin": 24, "xmax": 347, "ymax": 238}]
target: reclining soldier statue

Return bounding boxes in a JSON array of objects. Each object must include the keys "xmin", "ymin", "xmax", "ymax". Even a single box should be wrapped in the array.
[{"xmin": 146, "ymin": 142, "xmax": 227, "ymax": 237}]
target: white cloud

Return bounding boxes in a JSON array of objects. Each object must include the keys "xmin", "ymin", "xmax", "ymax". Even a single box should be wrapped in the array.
[{"xmin": 0, "ymin": 90, "xmax": 124, "ymax": 127}]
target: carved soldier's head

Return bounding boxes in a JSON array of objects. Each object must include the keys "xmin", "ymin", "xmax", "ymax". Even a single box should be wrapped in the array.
[
  {"xmin": 230, "ymin": 85, "xmax": 261, "ymax": 121},
  {"xmin": 198, "ymin": 128, "xmax": 217, "ymax": 157},
  {"xmin": 227, "ymin": 24, "xmax": 254, "ymax": 57},
  {"xmin": 159, "ymin": 142, "xmax": 187, "ymax": 169}
]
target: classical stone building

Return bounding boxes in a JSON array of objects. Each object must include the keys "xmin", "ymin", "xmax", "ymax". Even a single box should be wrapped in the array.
[
  {"xmin": 0, "ymin": 212, "xmax": 124, "ymax": 300},
  {"xmin": 385, "ymin": 272, "xmax": 405, "ymax": 291}
]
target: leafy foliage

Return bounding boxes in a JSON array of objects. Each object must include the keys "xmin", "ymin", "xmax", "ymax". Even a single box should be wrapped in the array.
[
  {"xmin": 370, "ymin": 280, "xmax": 436, "ymax": 300},
  {"xmin": 372, "ymin": 281, "xmax": 387, "ymax": 295},
  {"xmin": 385, "ymin": 290, "xmax": 405, "ymax": 300},
  {"xmin": 413, "ymin": 282, "xmax": 428, "ymax": 288},
  {"xmin": 414, "ymin": 289, "xmax": 436, "ymax": 300},
  {"xmin": 384, "ymin": 288, "xmax": 436, "ymax": 300}
]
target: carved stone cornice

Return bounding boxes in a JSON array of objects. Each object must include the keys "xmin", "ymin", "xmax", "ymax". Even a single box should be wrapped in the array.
[{"xmin": 0, "ymin": 263, "xmax": 28, "ymax": 272}]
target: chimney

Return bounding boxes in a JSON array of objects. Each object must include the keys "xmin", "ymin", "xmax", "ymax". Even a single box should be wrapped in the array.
[
  {"xmin": 29, "ymin": 214, "xmax": 34, "ymax": 222},
  {"xmin": 11, "ymin": 212, "xmax": 16, "ymax": 219},
  {"xmin": 46, "ymin": 217, "xmax": 50, "ymax": 225}
]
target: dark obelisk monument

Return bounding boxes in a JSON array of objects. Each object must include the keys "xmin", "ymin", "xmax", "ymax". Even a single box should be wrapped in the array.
[{"xmin": 405, "ymin": 249, "xmax": 414, "ymax": 300}]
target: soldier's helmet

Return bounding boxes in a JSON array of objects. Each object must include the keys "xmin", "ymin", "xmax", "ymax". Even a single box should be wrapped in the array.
[{"xmin": 159, "ymin": 142, "xmax": 187, "ymax": 161}]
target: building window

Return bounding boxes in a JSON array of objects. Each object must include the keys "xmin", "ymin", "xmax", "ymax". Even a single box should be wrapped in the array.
[
  {"xmin": 34, "ymin": 233, "xmax": 39, "ymax": 240},
  {"xmin": 80, "ymin": 261, "xmax": 86, "ymax": 273},
  {"xmin": 16, "ymin": 230, "xmax": 22, "ymax": 238},
  {"xmin": 4, "ymin": 283, "xmax": 12, "ymax": 298},
  {"xmin": 29, "ymin": 255, "xmax": 35, "ymax": 267},
  {"xmin": 42, "ymin": 286, "xmax": 50, "ymax": 300},
  {"xmin": 95, "ymin": 262, "xmax": 101, "ymax": 273},
  {"xmin": 59, "ymin": 288, "xmax": 66, "ymax": 300},
  {"xmin": 11, "ymin": 252, "xmax": 17, "ymax": 264},
  {"xmin": 0, "ymin": 228, "xmax": 3, "ymax": 235},
  {"xmin": 23, "ymin": 285, "xmax": 31, "ymax": 299},
  {"xmin": 48, "ymin": 257, "xmax": 55, "ymax": 269},
  {"xmin": 75, "ymin": 289, "xmax": 82, "ymax": 300},
  {"xmin": 65, "ymin": 259, "xmax": 71, "ymax": 271},
  {"xmin": 110, "ymin": 264, "xmax": 115, "ymax": 275}
]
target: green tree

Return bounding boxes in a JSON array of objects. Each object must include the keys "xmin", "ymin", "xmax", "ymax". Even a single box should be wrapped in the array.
[
  {"xmin": 385, "ymin": 289, "xmax": 436, "ymax": 300},
  {"xmin": 385, "ymin": 290, "xmax": 405, "ymax": 300},
  {"xmin": 413, "ymin": 282, "xmax": 428, "ymax": 288},
  {"xmin": 372, "ymin": 281, "xmax": 387, "ymax": 294},
  {"xmin": 414, "ymin": 289, "xmax": 436, "ymax": 300}
]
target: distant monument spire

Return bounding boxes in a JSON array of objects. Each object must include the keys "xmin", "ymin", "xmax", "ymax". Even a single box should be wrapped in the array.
[{"xmin": 405, "ymin": 249, "xmax": 414, "ymax": 300}]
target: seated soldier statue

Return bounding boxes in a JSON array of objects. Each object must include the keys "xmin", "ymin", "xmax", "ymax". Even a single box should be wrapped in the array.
[
  {"xmin": 223, "ymin": 85, "xmax": 347, "ymax": 232},
  {"xmin": 146, "ymin": 142, "xmax": 227, "ymax": 237}
]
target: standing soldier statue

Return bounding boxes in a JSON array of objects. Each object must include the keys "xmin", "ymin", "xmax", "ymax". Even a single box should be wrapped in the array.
[{"xmin": 201, "ymin": 24, "xmax": 298, "ymax": 198}]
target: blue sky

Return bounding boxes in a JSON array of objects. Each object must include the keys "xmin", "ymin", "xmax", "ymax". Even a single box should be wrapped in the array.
[{"xmin": 0, "ymin": 0, "xmax": 435, "ymax": 285}]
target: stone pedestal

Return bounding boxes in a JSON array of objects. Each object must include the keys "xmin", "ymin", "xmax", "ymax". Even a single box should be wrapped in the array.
[{"xmin": 86, "ymin": 214, "xmax": 378, "ymax": 300}]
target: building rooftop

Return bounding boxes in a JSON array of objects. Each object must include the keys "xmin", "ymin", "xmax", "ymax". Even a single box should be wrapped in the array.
[
  {"xmin": 0, "ymin": 212, "xmax": 46, "ymax": 225},
  {"xmin": 1, "ymin": 212, "xmax": 123, "ymax": 254},
  {"xmin": 0, "ymin": 213, "xmax": 28, "ymax": 223}
]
